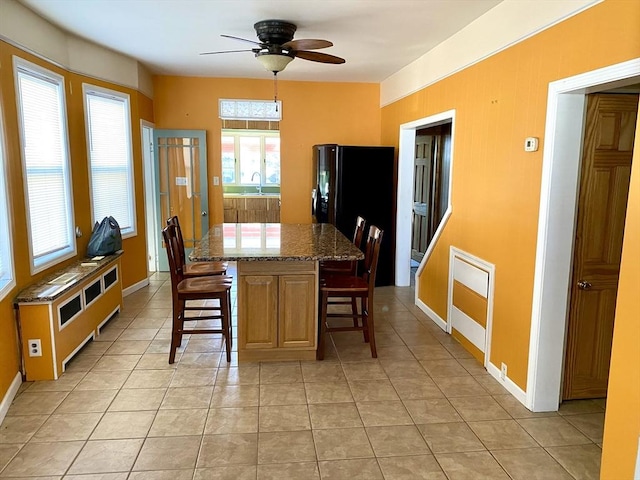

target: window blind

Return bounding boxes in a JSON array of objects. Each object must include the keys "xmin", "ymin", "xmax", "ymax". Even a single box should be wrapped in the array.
[
  {"xmin": 15, "ymin": 63, "xmax": 75, "ymax": 271},
  {"xmin": 85, "ymin": 88, "xmax": 135, "ymax": 236}
]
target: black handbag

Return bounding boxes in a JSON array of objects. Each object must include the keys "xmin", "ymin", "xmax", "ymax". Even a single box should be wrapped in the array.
[{"xmin": 87, "ymin": 216, "xmax": 122, "ymax": 256}]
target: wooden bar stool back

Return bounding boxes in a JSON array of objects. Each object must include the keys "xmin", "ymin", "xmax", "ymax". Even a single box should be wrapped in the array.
[
  {"xmin": 319, "ymin": 216, "xmax": 366, "ymax": 276},
  {"xmin": 162, "ymin": 224, "xmax": 233, "ymax": 364},
  {"xmin": 166, "ymin": 216, "xmax": 228, "ymax": 277},
  {"xmin": 320, "ymin": 216, "xmax": 366, "ymax": 327},
  {"xmin": 317, "ymin": 225, "xmax": 384, "ymax": 360}
]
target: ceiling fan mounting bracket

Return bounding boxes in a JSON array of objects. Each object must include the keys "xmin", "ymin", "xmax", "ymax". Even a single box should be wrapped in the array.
[{"xmin": 254, "ymin": 20, "xmax": 297, "ymax": 45}]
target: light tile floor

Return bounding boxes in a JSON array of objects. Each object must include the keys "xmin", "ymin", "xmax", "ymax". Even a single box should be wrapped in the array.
[{"xmin": 1, "ymin": 268, "xmax": 604, "ymax": 479}]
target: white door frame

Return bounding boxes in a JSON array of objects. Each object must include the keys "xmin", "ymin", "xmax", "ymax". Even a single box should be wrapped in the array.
[
  {"xmin": 396, "ymin": 110, "xmax": 456, "ymax": 302},
  {"xmin": 140, "ymin": 120, "xmax": 157, "ymax": 273},
  {"xmin": 527, "ymin": 58, "xmax": 640, "ymax": 412}
]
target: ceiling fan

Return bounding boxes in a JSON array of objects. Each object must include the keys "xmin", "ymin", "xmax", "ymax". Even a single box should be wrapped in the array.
[{"xmin": 201, "ymin": 19, "xmax": 346, "ymax": 75}]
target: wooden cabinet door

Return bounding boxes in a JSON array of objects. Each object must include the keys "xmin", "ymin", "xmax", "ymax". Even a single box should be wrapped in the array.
[
  {"xmin": 237, "ymin": 210, "xmax": 267, "ymax": 223},
  {"xmin": 265, "ymin": 210, "xmax": 280, "ymax": 222},
  {"xmin": 238, "ymin": 275, "xmax": 278, "ymax": 349},
  {"xmin": 278, "ymin": 275, "xmax": 316, "ymax": 348},
  {"xmin": 223, "ymin": 209, "xmax": 237, "ymax": 222}
]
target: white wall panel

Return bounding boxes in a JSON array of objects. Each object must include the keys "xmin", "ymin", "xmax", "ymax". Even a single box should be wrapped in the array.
[{"xmin": 453, "ymin": 257, "xmax": 489, "ymax": 298}]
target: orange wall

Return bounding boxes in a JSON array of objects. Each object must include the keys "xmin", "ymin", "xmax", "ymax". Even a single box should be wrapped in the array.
[
  {"xmin": 600, "ymin": 107, "xmax": 640, "ymax": 479},
  {"xmin": 153, "ymin": 76, "xmax": 381, "ymax": 224},
  {"xmin": 381, "ymin": 0, "xmax": 640, "ymax": 389},
  {"xmin": 0, "ymin": 40, "xmax": 153, "ymax": 400}
]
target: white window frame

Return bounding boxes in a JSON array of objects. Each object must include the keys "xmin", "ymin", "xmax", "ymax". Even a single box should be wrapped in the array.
[
  {"xmin": 0, "ymin": 107, "xmax": 16, "ymax": 300},
  {"xmin": 221, "ymin": 130, "xmax": 280, "ymax": 187},
  {"xmin": 13, "ymin": 57, "xmax": 76, "ymax": 275},
  {"xmin": 83, "ymin": 84, "xmax": 137, "ymax": 238}
]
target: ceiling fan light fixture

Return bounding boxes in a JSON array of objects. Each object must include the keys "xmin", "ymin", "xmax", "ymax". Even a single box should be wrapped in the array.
[{"xmin": 256, "ymin": 52, "xmax": 293, "ymax": 73}]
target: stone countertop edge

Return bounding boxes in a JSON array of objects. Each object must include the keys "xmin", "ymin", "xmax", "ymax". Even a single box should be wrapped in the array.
[
  {"xmin": 189, "ymin": 224, "xmax": 365, "ymax": 263},
  {"xmin": 189, "ymin": 254, "xmax": 361, "ymax": 262},
  {"xmin": 15, "ymin": 251, "xmax": 123, "ymax": 304},
  {"xmin": 223, "ymin": 193, "xmax": 281, "ymax": 198}
]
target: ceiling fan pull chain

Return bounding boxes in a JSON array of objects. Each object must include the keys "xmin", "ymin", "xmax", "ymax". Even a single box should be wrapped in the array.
[{"xmin": 273, "ymin": 72, "xmax": 279, "ymax": 111}]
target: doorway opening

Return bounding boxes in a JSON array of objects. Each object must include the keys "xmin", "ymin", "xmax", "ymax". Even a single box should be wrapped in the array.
[
  {"xmin": 141, "ymin": 122, "xmax": 157, "ymax": 274},
  {"xmin": 153, "ymin": 129, "xmax": 209, "ymax": 272},
  {"xmin": 396, "ymin": 110, "xmax": 455, "ymax": 304},
  {"xmin": 411, "ymin": 122, "xmax": 452, "ymax": 266},
  {"xmin": 527, "ymin": 58, "xmax": 640, "ymax": 412}
]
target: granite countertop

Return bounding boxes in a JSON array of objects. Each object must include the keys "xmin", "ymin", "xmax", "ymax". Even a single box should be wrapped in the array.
[
  {"xmin": 15, "ymin": 252, "xmax": 123, "ymax": 303},
  {"xmin": 189, "ymin": 223, "xmax": 364, "ymax": 262}
]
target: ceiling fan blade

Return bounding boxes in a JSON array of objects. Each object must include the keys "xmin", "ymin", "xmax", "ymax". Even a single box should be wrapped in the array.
[
  {"xmin": 282, "ymin": 39, "xmax": 333, "ymax": 51},
  {"xmin": 200, "ymin": 49, "xmax": 256, "ymax": 55},
  {"xmin": 294, "ymin": 50, "xmax": 345, "ymax": 64},
  {"xmin": 221, "ymin": 34, "xmax": 262, "ymax": 46}
]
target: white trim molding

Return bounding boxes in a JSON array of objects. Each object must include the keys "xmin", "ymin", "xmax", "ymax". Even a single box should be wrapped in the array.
[
  {"xmin": 122, "ymin": 277, "xmax": 150, "ymax": 297},
  {"xmin": 487, "ymin": 361, "xmax": 528, "ymax": 406},
  {"xmin": 447, "ymin": 247, "xmax": 495, "ymax": 367},
  {"xmin": 415, "ymin": 298, "xmax": 447, "ymax": 332},
  {"xmin": 0, "ymin": 372, "xmax": 22, "ymax": 425},
  {"xmin": 527, "ymin": 58, "xmax": 640, "ymax": 412}
]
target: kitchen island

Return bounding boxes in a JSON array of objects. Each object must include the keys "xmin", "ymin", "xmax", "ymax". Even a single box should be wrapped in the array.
[{"xmin": 190, "ymin": 223, "xmax": 363, "ymax": 361}]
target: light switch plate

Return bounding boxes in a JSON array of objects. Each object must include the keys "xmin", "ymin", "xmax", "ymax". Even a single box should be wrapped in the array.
[
  {"xmin": 213, "ymin": 176, "xmax": 220, "ymax": 186},
  {"xmin": 524, "ymin": 137, "xmax": 539, "ymax": 152}
]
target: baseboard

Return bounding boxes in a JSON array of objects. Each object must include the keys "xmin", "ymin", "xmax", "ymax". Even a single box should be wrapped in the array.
[
  {"xmin": 416, "ymin": 298, "xmax": 447, "ymax": 332},
  {"xmin": 122, "ymin": 277, "xmax": 150, "ymax": 297},
  {"xmin": 0, "ymin": 372, "xmax": 22, "ymax": 425},
  {"xmin": 486, "ymin": 361, "xmax": 528, "ymax": 406}
]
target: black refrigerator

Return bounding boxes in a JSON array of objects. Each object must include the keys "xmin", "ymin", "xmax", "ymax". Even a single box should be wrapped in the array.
[{"xmin": 312, "ymin": 144, "xmax": 395, "ymax": 286}]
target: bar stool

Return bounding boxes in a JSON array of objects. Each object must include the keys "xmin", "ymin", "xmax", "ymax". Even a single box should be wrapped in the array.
[
  {"xmin": 320, "ymin": 216, "xmax": 366, "ymax": 327},
  {"xmin": 166, "ymin": 216, "xmax": 228, "ymax": 277},
  {"xmin": 162, "ymin": 224, "xmax": 233, "ymax": 364},
  {"xmin": 317, "ymin": 225, "xmax": 384, "ymax": 360},
  {"xmin": 319, "ymin": 216, "xmax": 366, "ymax": 276}
]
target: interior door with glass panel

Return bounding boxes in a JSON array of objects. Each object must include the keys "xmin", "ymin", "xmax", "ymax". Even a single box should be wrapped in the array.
[{"xmin": 153, "ymin": 129, "xmax": 208, "ymax": 271}]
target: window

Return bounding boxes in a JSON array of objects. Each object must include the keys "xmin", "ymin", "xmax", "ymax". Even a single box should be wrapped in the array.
[
  {"xmin": 221, "ymin": 130, "xmax": 280, "ymax": 186},
  {"xmin": 83, "ymin": 85, "xmax": 136, "ymax": 237},
  {"xmin": 219, "ymin": 99, "xmax": 282, "ymax": 121},
  {"xmin": 0, "ymin": 111, "xmax": 15, "ymax": 298},
  {"xmin": 14, "ymin": 58, "xmax": 75, "ymax": 273}
]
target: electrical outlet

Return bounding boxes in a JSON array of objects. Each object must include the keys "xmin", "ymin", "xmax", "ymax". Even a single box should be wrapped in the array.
[
  {"xmin": 500, "ymin": 362, "xmax": 507, "ymax": 380},
  {"xmin": 28, "ymin": 339, "xmax": 42, "ymax": 357}
]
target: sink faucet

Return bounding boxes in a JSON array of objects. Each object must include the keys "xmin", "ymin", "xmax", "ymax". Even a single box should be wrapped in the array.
[{"xmin": 251, "ymin": 172, "xmax": 262, "ymax": 194}]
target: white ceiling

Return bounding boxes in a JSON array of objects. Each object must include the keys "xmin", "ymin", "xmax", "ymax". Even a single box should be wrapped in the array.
[{"xmin": 18, "ymin": 0, "xmax": 502, "ymax": 83}]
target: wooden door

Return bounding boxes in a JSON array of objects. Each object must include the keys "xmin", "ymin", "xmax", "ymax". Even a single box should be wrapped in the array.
[
  {"xmin": 411, "ymin": 135, "xmax": 432, "ymax": 263},
  {"xmin": 411, "ymin": 124, "xmax": 452, "ymax": 264},
  {"xmin": 563, "ymin": 93, "xmax": 638, "ymax": 400},
  {"xmin": 154, "ymin": 130, "xmax": 208, "ymax": 271}
]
